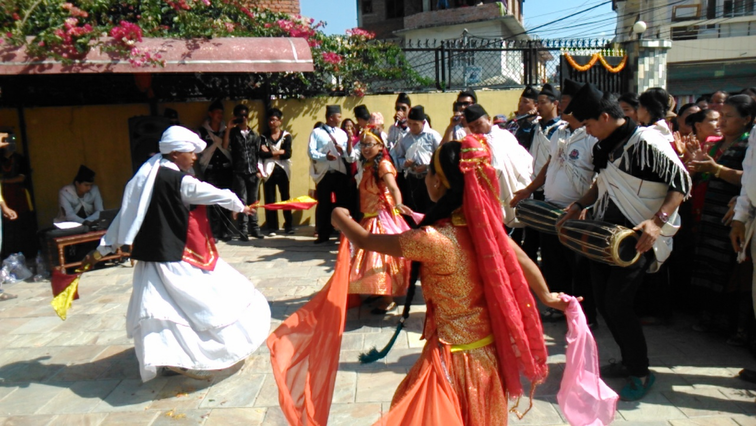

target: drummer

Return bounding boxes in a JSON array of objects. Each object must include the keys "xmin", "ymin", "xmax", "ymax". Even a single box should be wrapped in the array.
[
  {"xmin": 557, "ymin": 83, "xmax": 691, "ymax": 402},
  {"xmin": 510, "ymin": 79, "xmax": 598, "ymax": 326}
]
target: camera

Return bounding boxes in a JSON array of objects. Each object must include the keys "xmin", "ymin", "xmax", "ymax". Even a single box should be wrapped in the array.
[{"xmin": 233, "ymin": 118, "xmax": 243, "ymax": 125}]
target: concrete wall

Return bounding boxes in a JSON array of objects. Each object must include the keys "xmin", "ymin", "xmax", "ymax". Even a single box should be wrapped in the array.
[{"xmin": 0, "ymin": 89, "xmax": 521, "ymax": 230}]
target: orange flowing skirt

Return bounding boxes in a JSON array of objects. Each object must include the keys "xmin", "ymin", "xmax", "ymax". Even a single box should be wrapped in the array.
[
  {"xmin": 348, "ymin": 212, "xmax": 410, "ymax": 296},
  {"xmin": 379, "ymin": 336, "xmax": 508, "ymax": 426}
]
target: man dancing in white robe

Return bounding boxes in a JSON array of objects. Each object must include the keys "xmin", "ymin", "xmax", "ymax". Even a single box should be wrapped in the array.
[{"xmin": 84, "ymin": 126, "xmax": 271, "ymax": 382}]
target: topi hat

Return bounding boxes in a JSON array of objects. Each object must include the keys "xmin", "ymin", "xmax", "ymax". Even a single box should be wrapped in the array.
[
  {"xmin": 563, "ymin": 83, "xmax": 604, "ymax": 121},
  {"xmin": 493, "ymin": 114, "xmax": 507, "ymax": 124},
  {"xmin": 74, "ymin": 165, "xmax": 95, "ymax": 183},
  {"xmin": 521, "ymin": 85, "xmax": 539, "ymax": 100},
  {"xmin": 396, "ymin": 92, "xmax": 411, "ymax": 106},
  {"xmin": 463, "ymin": 104, "xmax": 488, "ymax": 123},
  {"xmin": 325, "ymin": 105, "xmax": 342, "ymax": 116},
  {"xmin": 540, "ymin": 83, "xmax": 560, "ymax": 100},
  {"xmin": 561, "ymin": 79, "xmax": 584, "ymax": 98},
  {"xmin": 354, "ymin": 105, "xmax": 370, "ymax": 121},
  {"xmin": 408, "ymin": 105, "xmax": 425, "ymax": 121}
]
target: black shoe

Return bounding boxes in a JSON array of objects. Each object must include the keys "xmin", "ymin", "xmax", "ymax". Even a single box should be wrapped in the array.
[
  {"xmin": 285, "ymin": 228, "xmax": 295, "ymax": 235},
  {"xmin": 238, "ymin": 233, "xmax": 249, "ymax": 242},
  {"xmin": 250, "ymin": 229, "xmax": 264, "ymax": 239},
  {"xmin": 738, "ymin": 368, "xmax": 756, "ymax": 384},
  {"xmin": 314, "ymin": 237, "xmax": 330, "ymax": 244}
]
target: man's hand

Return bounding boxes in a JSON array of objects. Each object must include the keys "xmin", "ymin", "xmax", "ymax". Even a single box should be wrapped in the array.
[
  {"xmin": 509, "ymin": 187, "xmax": 532, "ymax": 208},
  {"xmin": 404, "ymin": 159, "xmax": 415, "ymax": 169},
  {"xmin": 1, "ymin": 205, "xmax": 17, "ymax": 220},
  {"xmin": 80, "ymin": 250, "xmax": 102, "ymax": 272},
  {"xmin": 731, "ymin": 220, "xmax": 746, "ymax": 253},
  {"xmin": 326, "ymin": 152, "xmax": 337, "ymax": 161},
  {"xmin": 0, "ymin": 133, "xmax": 9, "ymax": 149},
  {"xmin": 722, "ymin": 196, "xmax": 737, "ymax": 225},
  {"xmin": 556, "ymin": 203, "xmax": 582, "ymax": 228},
  {"xmin": 414, "ymin": 165, "xmax": 427, "ymax": 173},
  {"xmin": 633, "ymin": 219, "xmax": 662, "ymax": 253},
  {"xmin": 226, "ymin": 118, "xmax": 237, "ymax": 129},
  {"xmin": 261, "ymin": 144, "xmax": 270, "ymax": 153}
]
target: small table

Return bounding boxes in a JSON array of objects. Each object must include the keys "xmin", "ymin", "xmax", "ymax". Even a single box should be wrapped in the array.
[{"xmin": 52, "ymin": 230, "xmax": 130, "ymax": 272}]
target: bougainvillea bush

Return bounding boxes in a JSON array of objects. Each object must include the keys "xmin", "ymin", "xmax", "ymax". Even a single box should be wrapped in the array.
[{"xmin": 0, "ymin": 0, "xmax": 428, "ymax": 97}]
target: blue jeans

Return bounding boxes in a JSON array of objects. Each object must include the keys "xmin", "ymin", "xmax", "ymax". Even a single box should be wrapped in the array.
[{"xmin": 437, "ymin": 0, "xmax": 449, "ymax": 9}]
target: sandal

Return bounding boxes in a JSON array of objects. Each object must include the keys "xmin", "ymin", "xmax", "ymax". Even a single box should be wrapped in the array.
[
  {"xmin": 166, "ymin": 366, "xmax": 214, "ymax": 380},
  {"xmin": 0, "ymin": 293, "xmax": 17, "ymax": 301},
  {"xmin": 371, "ymin": 302, "xmax": 397, "ymax": 315}
]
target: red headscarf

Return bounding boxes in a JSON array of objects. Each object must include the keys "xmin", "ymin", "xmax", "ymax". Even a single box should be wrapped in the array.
[{"xmin": 458, "ymin": 134, "xmax": 549, "ymax": 399}]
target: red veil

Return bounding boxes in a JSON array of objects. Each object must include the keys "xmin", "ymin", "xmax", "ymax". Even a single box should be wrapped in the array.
[{"xmin": 459, "ymin": 134, "xmax": 548, "ymax": 400}]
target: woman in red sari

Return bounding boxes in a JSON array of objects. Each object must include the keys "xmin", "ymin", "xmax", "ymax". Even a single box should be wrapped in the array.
[{"xmin": 268, "ymin": 135, "xmax": 569, "ymax": 426}]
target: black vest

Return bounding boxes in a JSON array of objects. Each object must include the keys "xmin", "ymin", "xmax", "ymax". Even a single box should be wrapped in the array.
[{"xmin": 131, "ymin": 167, "xmax": 189, "ymax": 262}]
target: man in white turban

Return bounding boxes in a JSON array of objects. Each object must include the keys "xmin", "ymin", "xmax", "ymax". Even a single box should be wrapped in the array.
[{"xmin": 83, "ymin": 126, "xmax": 271, "ymax": 381}]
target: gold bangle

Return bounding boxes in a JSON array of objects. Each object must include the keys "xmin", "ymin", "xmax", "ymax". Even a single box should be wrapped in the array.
[{"xmin": 715, "ymin": 164, "xmax": 723, "ymax": 179}]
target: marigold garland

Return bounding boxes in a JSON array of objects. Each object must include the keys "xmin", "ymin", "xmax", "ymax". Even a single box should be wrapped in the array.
[{"xmin": 564, "ymin": 52, "xmax": 627, "ymax": 73}]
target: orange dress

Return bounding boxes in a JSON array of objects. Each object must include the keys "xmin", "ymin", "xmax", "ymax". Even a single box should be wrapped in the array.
[
  {"xmin": 387, "ymin": 221, "xmax": 508, "ymax": 425},
  {"xmin": 348, "ymin": 160, "xmax": 410, "ymax": 296}
]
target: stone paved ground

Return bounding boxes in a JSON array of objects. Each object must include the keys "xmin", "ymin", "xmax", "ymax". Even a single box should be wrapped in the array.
[{"xmin": 0, "ymin": 229, "xmax": 754, "ymax": 425}]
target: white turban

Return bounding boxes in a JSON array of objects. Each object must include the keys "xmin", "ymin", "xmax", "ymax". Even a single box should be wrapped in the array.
[{"xmin": 159, "ymin": 126, "xmax": 206, "ymax": 154}]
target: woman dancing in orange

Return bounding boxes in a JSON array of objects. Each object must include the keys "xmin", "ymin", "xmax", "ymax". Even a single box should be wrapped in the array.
[
  {"xmin": 349, "ymin": 128, "xmax": 412, "ymax": 314},
  {"xmin": 268, "ymin": 135, "xmax": 568, "ymax": 425}
]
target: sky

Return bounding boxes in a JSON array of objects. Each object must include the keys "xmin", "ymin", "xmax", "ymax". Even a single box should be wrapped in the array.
[{"xmin": 300, "ymin": 0, "xmax": 616, "ymax": 39}]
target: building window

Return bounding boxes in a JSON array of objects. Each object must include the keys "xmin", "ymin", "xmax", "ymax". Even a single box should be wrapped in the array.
[
  {"xmin": 386, "ymin": 0, "xmax": 405, "ymax": 19},
  {"xmin": 362, "ymin": 0, "xmax": 373, "ymax": 14}
]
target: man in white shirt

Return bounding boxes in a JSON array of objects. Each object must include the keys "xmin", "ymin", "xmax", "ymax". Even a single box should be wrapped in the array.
[
  {"xmin": 386, "ymin": 93, "xmax": 411, "ymax": 152},
  {"xmin": 308, "ymin": 105, "xmax": 356, "ymax": 243},
  {"xmin": 391, "ymin": 105, "xmax": 442, "ymax": 213},
  {"xmin": 510, "ymin": 79, "xmax": 598, "ymax": 325},
  {"xmin": 464, "ymin": 104, "xmax": 533, "ymax": 228},
  {"xmin": 55, "ymin": 165, "xmax": 105, "ymax": 224}
]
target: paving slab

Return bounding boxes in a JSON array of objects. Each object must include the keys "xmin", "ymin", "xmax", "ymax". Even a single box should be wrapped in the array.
[{"xmin": 0, "ymin": 232, "xmax": 752, "ymax": 425}]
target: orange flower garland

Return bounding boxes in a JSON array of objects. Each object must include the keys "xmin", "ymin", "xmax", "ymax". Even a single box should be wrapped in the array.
[{"xmin": 564, "ymin": 52, "xmax": 627, "ymax": 73}]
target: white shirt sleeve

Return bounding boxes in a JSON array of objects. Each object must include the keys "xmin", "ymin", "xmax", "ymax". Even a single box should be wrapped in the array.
[
  {"xmin": 58, "ymin": 187, "xmax": 85, "ymax": 223},
  {"xmin": 180, "ymin": 175, "xmax": 245, "ymax": 212},
  {"xmin": 735, "ymin": 141, "xmax": 755, "ymax": 223}
]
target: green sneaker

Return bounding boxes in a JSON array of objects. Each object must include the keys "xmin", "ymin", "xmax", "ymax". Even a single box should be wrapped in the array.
[{"xmin": 620, "ymin": 372, "xmax": 655, "ymax": 401}]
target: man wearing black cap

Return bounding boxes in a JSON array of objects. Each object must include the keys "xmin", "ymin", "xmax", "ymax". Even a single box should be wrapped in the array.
[
  {"xmin": 308, "ymin": 105, "xmax": 356, "ymax": 243},
  {"xmin": 558, "ymin": 83, "xmax": 691, "ymax": 401},
  {"xmin": 506, "ymin": 85, "xmax": 540, "ymax": 149},
  {"xmin": 387, "ymin": 93, "xmax": 411, "ymax": 151},
  {"xmin": 465, "ymin": 104, "xmax": 533, "ymax": 228},
  {"xmin": 392, "ymin": 105, "xmax": 441, "ymax": 212},
  {"xmin": 55, "ymin": 165, "xmax": 104, "ymax": 224},
  {"xmin": 442, "ymin": 89, "xmax": 477, "ymax": 143},
  {"xmin": 510, "ymin": 79, "xmax": 598, "ymax": 325},
  {"xmin": 197, "ymin": 101, "xmax": 234, "ymax": 242}
]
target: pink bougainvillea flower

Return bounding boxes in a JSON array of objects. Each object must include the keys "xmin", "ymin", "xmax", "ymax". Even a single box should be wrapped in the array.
[{"xmin": 322, "ymin": 52, "xmax": 343, "ymax": 65}]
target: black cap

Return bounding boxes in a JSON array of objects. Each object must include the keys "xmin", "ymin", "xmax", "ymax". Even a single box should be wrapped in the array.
[
  {"xmin": 163, "ymin": 108, "xmax": 179, "ymax": 119},
  {"xmin": 396, "ymin": 92, "xmax": 411, "ymax": 106},
  {"xmin": 561, "ymin": 79, "xmax": 583, "ymax": 98},
  {"xmin": 563, "ymin": 83, "xmax": 604, "ymax": 121},
  {"xmin": 463, "ymin": 104, "xmax": 487, "ymax": 123},
  {"xmin": 521, "ymin": 85, "xmax": 539, "ymax": 100},
  {"xmin": 408, "ymin": 105, "xmax": 425, "ymax": 121},
  {"xmin": 208, "ymin": 100, "xmax": 224, "ymax": 112},
  {"xmin": 326, "ymin": 105, "xmax": 341, "ymax": 116},
  {"xmin": 354, "ymin": 105, "xmax": 370, "ymax": 121},
  {"xmin": 458, "ymin": 88, "xmax": 477, "ymax": 103},
  {"xmin": 540, "ymin": 83, "xmax": 560, "ymax": 99},
  {"xmin": 74, "ymin": 165, "xmax": 95, "ymax": 183}
]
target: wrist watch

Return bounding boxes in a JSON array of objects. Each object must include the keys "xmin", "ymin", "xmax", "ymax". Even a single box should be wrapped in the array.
[{"xmin": 655, "ymin": 211, "xmax": 669, "ymax": 224}]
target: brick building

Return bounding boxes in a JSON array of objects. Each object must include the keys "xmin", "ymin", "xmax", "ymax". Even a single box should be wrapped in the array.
[{"xmin": 252, "ymin": 0, "xmax": 300, "ymax": 15}]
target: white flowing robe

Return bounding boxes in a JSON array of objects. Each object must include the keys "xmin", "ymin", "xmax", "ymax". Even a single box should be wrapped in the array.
[{"xmin": 98, "ymin": 159, "xmax": 271, "ymax": 382}]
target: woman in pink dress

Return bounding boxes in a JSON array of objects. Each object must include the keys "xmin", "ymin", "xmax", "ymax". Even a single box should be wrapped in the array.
[{"xmin": 349, "ymin": 128, "xmax": 413, "ymax": 314}]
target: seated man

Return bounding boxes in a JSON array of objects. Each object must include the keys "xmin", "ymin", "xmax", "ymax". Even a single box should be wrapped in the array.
[{"xmin": 55, "ymin": 165, "xmax": 104, "ymax": 224}]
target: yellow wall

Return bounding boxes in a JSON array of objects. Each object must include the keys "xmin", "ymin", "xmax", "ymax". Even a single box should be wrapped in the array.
[{"xmin": 1, "ymin": 89, "xmax": 520, "ymax": 229}]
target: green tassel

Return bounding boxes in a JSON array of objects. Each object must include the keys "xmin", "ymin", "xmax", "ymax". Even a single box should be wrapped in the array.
[{"xmin": 358, "ymin": 319, "xmax": 405, "ymax": 364}]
